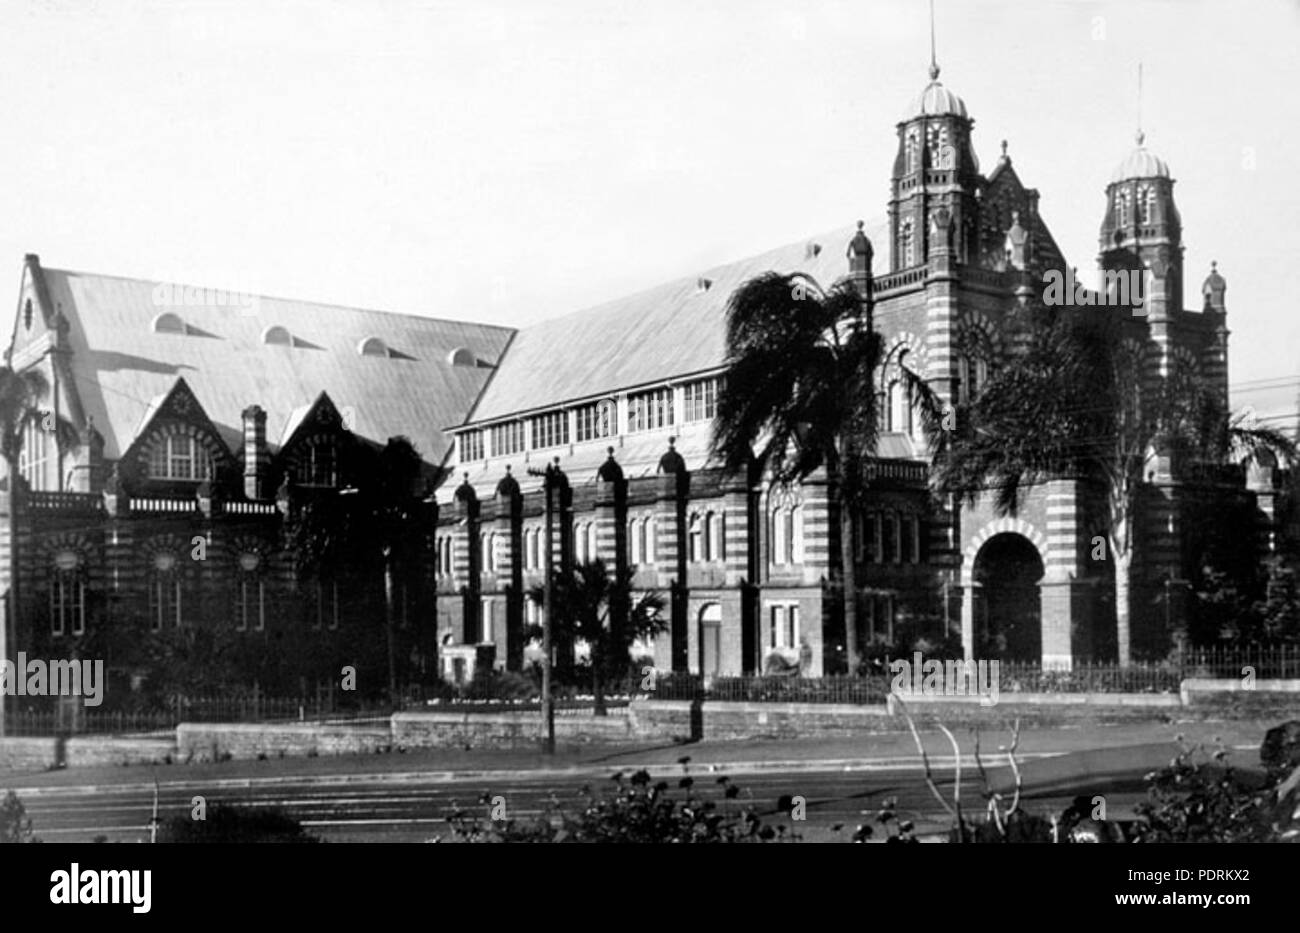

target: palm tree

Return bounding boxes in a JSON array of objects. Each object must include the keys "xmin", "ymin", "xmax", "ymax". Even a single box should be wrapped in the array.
[
  {"xmin": 0, "ymin": 366, "xmax": 59, "ymax": 738},
  {"xmin": 710, "ymin": 272, "xmax": 884, "ymax": 674},
  {"xmin": 924, "ymin": 306, "xmax": 1294, "ymax": 666},
  {"xmin": 528, "ymin": 560, "xmax": 666, "ymax": 715}
]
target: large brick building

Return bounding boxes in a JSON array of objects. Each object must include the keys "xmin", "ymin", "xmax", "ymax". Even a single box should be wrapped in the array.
[
  {"xmin": 4, "ymin": 62, "xmax": 1286, "ymax": 688},
  {"xmin": 432, "ymin": 64, "xmax": 1283, "ymax": 676}
]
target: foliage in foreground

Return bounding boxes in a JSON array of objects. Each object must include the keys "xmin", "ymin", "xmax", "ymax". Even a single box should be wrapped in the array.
[
  {"xmin": 0, "ymin": 791, "xmax": 40, "ymax": 843},
  {"xmin": 1131, "ymin": 722, "xmax": 1300, "ymax": 843},
  {"xmin": 156, "ymin": 803, "xmax": 322, "ymax": 843}
]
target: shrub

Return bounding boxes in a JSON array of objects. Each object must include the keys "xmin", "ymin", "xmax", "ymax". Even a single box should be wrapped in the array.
[
  {"xmin": 439, "ymin": 764, "xmax": 782, "ymax": 843},
  {"xmin": 156, "ymin": 803, "xmax": 321, "ymax": 843},
  {"xmin": 0, "ymin": 792, "xmax": 40, "ymax": 843}
]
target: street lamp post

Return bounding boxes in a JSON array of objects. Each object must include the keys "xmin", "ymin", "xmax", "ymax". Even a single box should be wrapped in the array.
[{"xmin": 528, "ymin": 459, "xmax": 567, "ymax": 755}]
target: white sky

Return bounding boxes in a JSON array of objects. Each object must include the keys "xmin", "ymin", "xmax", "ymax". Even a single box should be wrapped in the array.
[{"xmin": 2, "ymin": 0, "xmax": 1297, "ymax": 424}]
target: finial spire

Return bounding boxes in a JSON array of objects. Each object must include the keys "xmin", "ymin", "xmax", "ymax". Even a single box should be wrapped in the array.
[
  {"xmin": 1136, "ymin": 62, "xmax": 1144, "ymax": 146},
  {"xmin": 928, "ymin": 0, "xmax": 939, "ymax": 81}
]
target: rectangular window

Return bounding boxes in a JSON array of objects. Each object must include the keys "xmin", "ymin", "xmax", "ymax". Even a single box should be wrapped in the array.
[
  {"xmin": 490, "ymin": 421, "xmax": 525, "ymax": 457},
  {"xmin": 530, "ymin": 410, "xmax": 569, "ymax": 449},
  {"xmin": 148, "ymin": 434, "xmax": 212, "ymax": 481},
  {"xmin": 683, "ymin": 378, "xmax": 719, "ymax": 423},
  {"xmin": 460, "ymin": 430, "xmax": 485, "ymax": 462},
  {"xmin": 574, "ymin": 400, "xmax": 615, "ymax": 443},
  {"xmin": 627, "ymin": 388, "xmax": 675, "ymax": 434},
  {"xmin": 882, "ymin": 514, "xmax": 898, "ymax": 564},
  {"xmin": 901, "ymin": 515, "xmax": 915, "ymax": 567},
  {"xmin": 150, "ymin": 575, "xmax": 180, "ymax": 631},
  {"xmin": 786, "ymin": 606, "xmax": 799, "ymax": 649},
  {"xmin": 480, "ymin": 598, "xmax": 494, "ymax": 644},
  {"xmin": 238, "ymin": 578, "xmax": 265, "ymax": 632},
  {"xmin": 50, "ymin": 575, "xmax": 82, "ymax": 636},
  {"xmin": 770, "ymin": 606, "xmax": 784, "ymax": 649}
]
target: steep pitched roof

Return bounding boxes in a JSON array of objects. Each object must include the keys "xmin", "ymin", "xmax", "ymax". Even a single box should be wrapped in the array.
[
  {"xmin": 35, "ymin": 267, "xmax": 515, "ymax": 464},
  {"xmin": 465, "ymin": 220, "xmax": 890, "ymax": 424}
]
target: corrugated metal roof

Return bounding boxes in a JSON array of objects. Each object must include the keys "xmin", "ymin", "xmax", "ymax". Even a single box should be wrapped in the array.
[
  {"xmin": 43, "ymin": 268, "xmax": 515, "ymax": 464},
  {"xmin": 466, "ymin": 219, "xmax": 890, "ymax": 423}
]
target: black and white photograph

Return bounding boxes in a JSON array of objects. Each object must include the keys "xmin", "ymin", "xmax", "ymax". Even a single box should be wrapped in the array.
[{"xmin": 0, "ymin": 0, "xmax": 1297, "ymax": 907}]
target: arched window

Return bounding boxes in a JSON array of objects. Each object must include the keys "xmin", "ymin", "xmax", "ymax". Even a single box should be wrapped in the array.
[
  {"xmin": 888, "ymin": 379, "xmax": 912, "ymax": 435},
  {"xmin": 900, "ymin": 515, "xmax": 916, "ymax": 567},
  {"xmin": 958, "ymin": 355, "xmax": 988, "ymax": 405},
  {"xmin": 1114, "ymin": 188, "xmax": 1131, "ymax": 227},
  {"xmin": 262, "ymin": 325, "xmax": 293, "ymax": 346},
  {"xmin": 149, "ymin": 552, "xmax": 182, "ymax": 631},
  {"xmin": 905, "ymin": 128, "xmax": 920, "ymax": 173},
  {"xmin": 772, "ymin": 507, "xmax": 788, "ymax": 566},
  {"xmin": 481, "ymin": 532, "xmax": 492, "ymax": 572},
  {"xmin": 236, "ymin": 552, "xmax": 265, "ymax": 632},
  {"xmin": 587, "ymin": 523, "xmax": 599, "ymax": 564},
  {"xmin": 901, "ymin": 218, "xmax": 916, "ymax": 267},
  {"xmin": 645, "ymin": 518, "xmax": 657, "ymax": 566},
  {"xmin": 358, "ymin": 336, "xmax": 390, "ymax": 357},
  {"xmin": 688, "ymin": 514, "xmax": 703, "ymax": 564},
  {"xmin": 50, "ymin": 550, "xmax": 85, "ymax": 637},
  {"xmin": 574, "ymin": 523, "xmax": 591, "ymax": 564},
  {"xmin": 147, "ymin": 431, "xmax": 213, "ymax": 481},
  {"xmin": 708, "ymin": 512, "xmax": 725, "ymax": 563},
  {"xmin": 791, "ymin": 506, "xmax": 805, "ymax": 564},
  {"xmin": 628, "ymin": 518, "xmax": 642, "ymax": 565},
  {"xmin": 19, "ymin": 418, "xmax": 50, "ymax": 490},
  {"xmin": 1138, "ymin": 185, "xmax": 1155, "ymax": 225}
]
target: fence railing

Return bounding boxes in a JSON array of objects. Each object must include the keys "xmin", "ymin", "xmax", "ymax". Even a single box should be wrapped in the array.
[
  {"xmin": 1, "ymin": 691, "xmax": 402, "ymax": 737},
  {"xmin": 647, "ymin": 646, "xmax": 1300, "ymax": 705}
]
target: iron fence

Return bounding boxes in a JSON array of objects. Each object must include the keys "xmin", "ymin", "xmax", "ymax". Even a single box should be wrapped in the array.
[{"xmin": 645, "ymin": 644, "xmax": 1300, "ymax": 705}]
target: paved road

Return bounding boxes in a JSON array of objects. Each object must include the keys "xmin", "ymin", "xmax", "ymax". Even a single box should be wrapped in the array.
[
  {"xmin": 10, "ymin": 759, "xmax": 1155, "ymax": 843},
  {"xmin": 3, "ymin": 721, "xmax": 1268, "ymax": 842}
]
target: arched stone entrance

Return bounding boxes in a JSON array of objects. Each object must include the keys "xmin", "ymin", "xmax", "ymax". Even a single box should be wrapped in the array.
[{"xmin": 971, "ymin": 533, "xmax": 1045, "ymax": 662}]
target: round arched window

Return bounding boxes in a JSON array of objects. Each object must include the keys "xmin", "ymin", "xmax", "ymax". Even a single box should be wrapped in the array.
[
  {"xmin": 154, "ymin": 553, "xmax": 177, "ymax": 572},
  {"xmin": 238, "ymin": 552, "xmax": 261, "ymax": 572}
]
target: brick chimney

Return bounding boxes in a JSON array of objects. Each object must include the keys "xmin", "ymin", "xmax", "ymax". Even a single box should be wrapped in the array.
[{"xmin": 242, "ymin": 405, "xmax": 269, "ymax": 499}]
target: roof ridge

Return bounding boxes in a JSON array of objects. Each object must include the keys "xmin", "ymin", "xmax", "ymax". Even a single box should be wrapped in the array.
[
  {"xmin": 40, "ymin": 266, "xmax": 517, "ymax": 334},
  {"xmin": 516, "ymin": 218, "xmax": 882, "ymax": 332}
]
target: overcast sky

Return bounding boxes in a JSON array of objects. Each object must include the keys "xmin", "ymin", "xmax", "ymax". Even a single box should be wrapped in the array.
[{"xmin": 2, "ymin": 0, "xmax": 1296, "ymax": 424}]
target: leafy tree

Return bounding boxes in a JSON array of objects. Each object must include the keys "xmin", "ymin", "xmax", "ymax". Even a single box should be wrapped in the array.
[
  {"xmin": 283, "ymin": 435, "xmax": 433, "ymax": 699},
  {"xmin": 0, "ymin": 367, "xmax": 76, "ymax": 737},
  {"xmin": 925, "ymin": 306, "xmax": 1294, "ymax": 664},
  {"xmin": 528, "ymin": 560, "xmax": 666, "ymax": 715},
  {"xmin": 710, "ymin": 271, "xmax": 889, "ymax": 673}
]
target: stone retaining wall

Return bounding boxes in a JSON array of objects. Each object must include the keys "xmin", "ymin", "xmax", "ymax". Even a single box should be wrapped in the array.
[{"xmin": 0, "ymin": 680, "xmax": 1296, "ymax": 772}]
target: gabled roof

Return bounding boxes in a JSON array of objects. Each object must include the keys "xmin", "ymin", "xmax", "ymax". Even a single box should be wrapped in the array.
[
  {"xmin": 465, "ymin": 220, "xmax": 890, "ymax": 424},
  {"xmin": 31, "ymin": 267, "xmax": 515, "ymax": 464}
]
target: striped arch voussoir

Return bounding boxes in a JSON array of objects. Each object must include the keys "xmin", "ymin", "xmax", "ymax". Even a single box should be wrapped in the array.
[{"xmin": 960, "ymin": 517, "xmax": 1048, "ymax": 586}]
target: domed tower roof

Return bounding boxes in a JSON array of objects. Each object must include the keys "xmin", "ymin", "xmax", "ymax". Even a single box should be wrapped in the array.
[
  {"xmin": 1110, "ymin": 131, "xmax": 1170, "ymax": 183},
  {"xmin": 905, "ymin": 64, "xmax": 969, "ymax": 120}
]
